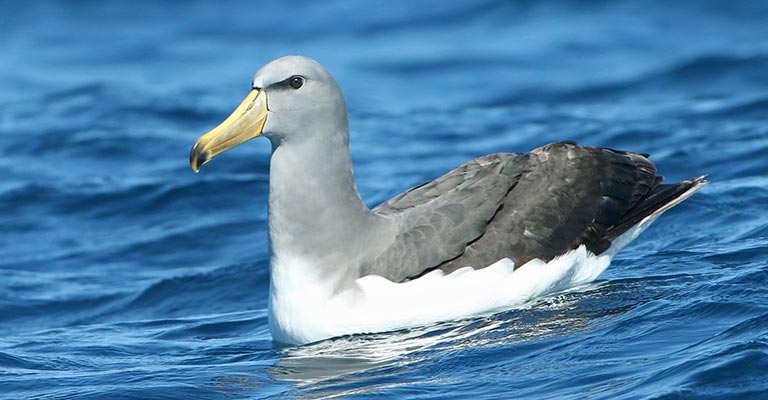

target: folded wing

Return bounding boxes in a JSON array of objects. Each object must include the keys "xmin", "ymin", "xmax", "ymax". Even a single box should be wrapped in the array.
[{"xmin": 367, "ymin": 142, "xmax": 699, "ymax": 282}]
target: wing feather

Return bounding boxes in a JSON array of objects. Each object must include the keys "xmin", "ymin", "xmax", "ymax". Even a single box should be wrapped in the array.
[
  {"xmin": 364, "ymin": 142, "xmax": 694, "ymax": 282},
  {"xmin": 365, "ymin": 153, "xmax": 527, "ymax": 282}
]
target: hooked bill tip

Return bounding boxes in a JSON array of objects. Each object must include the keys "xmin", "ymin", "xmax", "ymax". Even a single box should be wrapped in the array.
[{"xmin": 189, "ymin": 141, "xmax": 209, "ymax": 173}]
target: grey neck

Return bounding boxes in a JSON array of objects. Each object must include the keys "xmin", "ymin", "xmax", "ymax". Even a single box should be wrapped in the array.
[{"xmin": 267, "ymin": 131, "xmax": 390, "ymax": 284}]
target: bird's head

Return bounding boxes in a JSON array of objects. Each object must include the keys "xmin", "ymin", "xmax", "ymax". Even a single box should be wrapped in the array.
[{"xmin": 190, "ymin": 55, "xmax": 347, "ymax": 172}]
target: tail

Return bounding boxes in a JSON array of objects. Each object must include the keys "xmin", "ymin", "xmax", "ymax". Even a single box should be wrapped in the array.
[{"xmin": 603, "ymin": 176, "xmax": 708, "ymax": 257}]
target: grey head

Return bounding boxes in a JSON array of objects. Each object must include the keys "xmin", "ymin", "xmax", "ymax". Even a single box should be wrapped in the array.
[
  {"xmin": 190, "ymin": 55, "xmax": 349, "ymax": 171},
  {"xmin": 254, "ymin": 56, "xmax": 349, "ymax": 147}
]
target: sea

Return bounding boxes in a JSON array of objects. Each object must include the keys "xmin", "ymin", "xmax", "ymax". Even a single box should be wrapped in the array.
[{"xmin": 1, "ymin": 1, "xmax": 767, "ymax": 399}]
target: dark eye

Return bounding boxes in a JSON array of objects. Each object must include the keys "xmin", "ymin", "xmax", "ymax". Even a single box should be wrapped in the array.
[{"xmin": 289, "ymin": 76, "xmax": 304, "ymax": 89}]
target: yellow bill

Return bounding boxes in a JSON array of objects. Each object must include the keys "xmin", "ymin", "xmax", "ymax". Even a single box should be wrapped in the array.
[{"xmin": 190, "ymin": 89, "xmax": 268, "ymax": 172}]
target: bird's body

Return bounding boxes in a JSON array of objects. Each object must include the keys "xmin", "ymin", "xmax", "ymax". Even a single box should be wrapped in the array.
[{"xmin": 190, "ymin": 56, "xmax": 706, "ymax": 345}]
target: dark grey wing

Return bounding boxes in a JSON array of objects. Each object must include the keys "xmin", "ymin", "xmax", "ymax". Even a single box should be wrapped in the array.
[
  {"xmin": 436, "ymin": 142, "xmax": 699, "ymax": 274},
  {"xmin": 366, "ymin": 141, "xmax": 698, "ymax": 283},
  {"xmin": 365, "ymin": 153, "xmax": 528, "ymax": 282}
]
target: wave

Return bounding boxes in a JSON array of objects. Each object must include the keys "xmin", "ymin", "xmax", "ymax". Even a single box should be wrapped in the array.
[
  {"xmin": 0, "ymin": 292, "xmax": 127, "ymax": 334},
  {"xmin": 125, "ymin": 263, "xmax": 269, "ymax": 320},
  {"xmin": 477, "ymin": 52, "xmax": 768, "ymax": 109}
]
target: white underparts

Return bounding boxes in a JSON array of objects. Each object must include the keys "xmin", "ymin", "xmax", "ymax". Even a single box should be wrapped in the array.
[{"xmin": 268, "ymin": 246, "xmax": 610, "ymax": 345}]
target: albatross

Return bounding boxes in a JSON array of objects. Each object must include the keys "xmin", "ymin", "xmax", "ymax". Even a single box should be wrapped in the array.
[{"xmin": 189, "ymin": 55, "xmax": 706, "ymax": 345}]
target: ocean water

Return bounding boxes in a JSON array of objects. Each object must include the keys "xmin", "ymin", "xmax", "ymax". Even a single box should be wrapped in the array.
[{"xmin": 1, "ymin": 0, "xmax": 767, "ymax": 398}]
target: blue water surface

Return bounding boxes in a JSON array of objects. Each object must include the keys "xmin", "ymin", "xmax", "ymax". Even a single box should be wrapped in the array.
[{"xmin": 2, "ymin": 1, "xmax": 768, "ymax": 399}]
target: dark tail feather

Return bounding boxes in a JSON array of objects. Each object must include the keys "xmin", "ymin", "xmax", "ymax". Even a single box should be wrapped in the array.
[{"xmin": 605, "ymin": 176, "xmax": 707, "ymax": 242}]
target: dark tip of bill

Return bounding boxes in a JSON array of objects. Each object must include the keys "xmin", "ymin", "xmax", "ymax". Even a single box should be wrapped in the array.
[{"xmin": 189, "ymin": 142, "xmax": 208, "ymax": 173}]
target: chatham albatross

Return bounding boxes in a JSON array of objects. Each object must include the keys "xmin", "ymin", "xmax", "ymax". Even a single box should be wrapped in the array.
[{"xmin": 189, "ymin": 55, "xmax": 706, "ymax": 345}]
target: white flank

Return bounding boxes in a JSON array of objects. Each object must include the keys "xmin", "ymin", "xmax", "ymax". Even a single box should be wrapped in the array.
[{"xmin": 268, "ymin": 246, "xmax": 610, "ymax": 345}]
